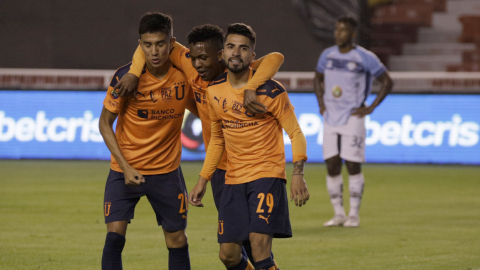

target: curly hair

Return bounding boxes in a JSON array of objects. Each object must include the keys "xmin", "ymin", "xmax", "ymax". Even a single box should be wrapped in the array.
[
  {"xmin": 337, "ymin": 16, "xmax": 358, "ymax": 29},
  {"xmin": 187, "ymin": 24, "xmax": 224, "ymax": 51}
]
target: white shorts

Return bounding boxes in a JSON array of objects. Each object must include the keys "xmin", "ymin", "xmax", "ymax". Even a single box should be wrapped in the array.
[{"xmin": 323, "ymin": 115, "xmax": 366, "ymax": 163}]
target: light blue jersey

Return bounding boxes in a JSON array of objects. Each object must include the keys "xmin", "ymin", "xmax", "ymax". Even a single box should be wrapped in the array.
[{"xmin": 317, "ymin": 45, "xmax": 386, "ymax": 126}]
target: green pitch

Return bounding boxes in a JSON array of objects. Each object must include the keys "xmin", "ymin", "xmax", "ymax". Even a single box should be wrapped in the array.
[{"xmin": 0, "ymin": 161, "xmax": 479, "ymax": 269}]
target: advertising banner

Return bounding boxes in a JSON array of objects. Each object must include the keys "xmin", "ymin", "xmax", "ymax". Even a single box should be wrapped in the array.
[{"xmin": 1, "ymin": 91, "xmax": 478, "ymax": 164}]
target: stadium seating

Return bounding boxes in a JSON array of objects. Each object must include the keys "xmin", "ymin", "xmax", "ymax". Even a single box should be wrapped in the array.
[{"xmin": 371, "ymin": 0, "xmax": 480, "ymax": 71}]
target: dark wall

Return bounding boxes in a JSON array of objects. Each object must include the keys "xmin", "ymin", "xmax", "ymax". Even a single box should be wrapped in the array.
[{"xmin": 0, "ymin": 0, "xmax": 329, "ymax": 71}]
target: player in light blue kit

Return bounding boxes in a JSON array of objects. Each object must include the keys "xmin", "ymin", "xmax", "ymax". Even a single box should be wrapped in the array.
[{"xmin": 313, "ymin": 16, "xmax": 393, "ymax": 227}]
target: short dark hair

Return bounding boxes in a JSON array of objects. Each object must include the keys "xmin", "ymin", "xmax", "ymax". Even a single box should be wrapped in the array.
[
  {"xmin": 138, "ymin": 12, "xmax": 173, "ymax": 38},
  {"xmin": 337, "ymin": 16, "xmax": 358, "ymax": 29},
  {"xmin": 225, "ymin": 23, "xmax": 256, "ymax": 49},
  {"xmin": 187, "ymin": 24, "xmax": 224, "ymax": 51}
]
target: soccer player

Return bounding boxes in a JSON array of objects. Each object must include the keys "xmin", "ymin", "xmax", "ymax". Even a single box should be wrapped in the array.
[
  {"xmin": 116, "ymin": 24, "xmax": 284, "ymax": 266},
  {"xmin": 190, "ymin": 23, "xmax": 310, "ymax": 270},
  {"xmin": 99, "ymin": 13, "xmax": 197, "ymax": 270},
  {"xmin": 313, "ymin": 16, "xmax": 393, "ymax": 227}
]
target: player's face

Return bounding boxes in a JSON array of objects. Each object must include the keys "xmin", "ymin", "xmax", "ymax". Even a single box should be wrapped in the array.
[
  {"xmin": 223, "ymin": 34, "xmax": 255, "ymax": 74},
  {"xmin": 139, "ymin": 32, "xmax": 175, "ymax": 69},
  {"xmin": 334, "ymin": 22, "xmax": 355, "ymax": 48},
  {"xmin": 189, "ymin": 41, "xmax": 224, "ymax": 82}
]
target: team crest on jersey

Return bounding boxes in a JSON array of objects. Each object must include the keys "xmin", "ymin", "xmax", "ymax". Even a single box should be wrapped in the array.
[
  {"xmin": 185, "ymin": 52, "xmax": 190, "ymax": 58},
  {"xmin": 110, "ymin": 90, "xmax": 119, "ymax": 99},
  {"xmin": 347, "ymin": 61, "xmax": 357, "ymax": 71},
  {"xmin": 332, "ymin": 85, "xmax": 342, "ymax": 98},
  {"xmin": 222, "ymin": 98, "xmax": 229, "ymax": 113}
]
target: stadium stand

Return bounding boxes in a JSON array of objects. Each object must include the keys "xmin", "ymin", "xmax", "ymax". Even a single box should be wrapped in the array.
[{"xmin": 370, "ymin": 0, "xmax": 480, "ymax": 71}]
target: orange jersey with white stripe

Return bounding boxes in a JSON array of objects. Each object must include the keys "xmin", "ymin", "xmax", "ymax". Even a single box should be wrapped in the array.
[
  {"xmin": 169, "ymin": 45, "xmax": 229, "ymax": 170},
  {"xmin": 206, "ymin": 69, "xmax": 295, "ymax": 184},
  {"xmin": 103, "ymin": 63, "xmax": 192, "ymax": 175}
]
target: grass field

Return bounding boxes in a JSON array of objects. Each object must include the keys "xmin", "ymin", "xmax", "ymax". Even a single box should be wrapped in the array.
[{"xmin": 0, "ymin": 160, "xmax": 479, "ymax": 270}]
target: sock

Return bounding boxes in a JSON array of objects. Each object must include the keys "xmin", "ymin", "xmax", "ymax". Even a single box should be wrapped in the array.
[
  {"xmin": 168, "ymin": 245, "xmax": 191, "ymax": 270},
  {"xmin": 270, "ymin": 252, "xmax": 279, "ymax": 270},
  {"xmin": 326, "ymin": 174, "xmax": 346, "ymax": 217},
  {"xmin": 348, "ymin": 173, "xmax": 365, "ymax": 217},
  {"xmin": 254, "ymin": 257, "xmax": 275, "ymax": 270},
  {"xmin": 227, "ymin": 254, "xmax": 253, "ymax": 270},
  {"xmin": 242, "ymin": 240, "xmax": 254, "ymax": 263},
  {"xmin": 102, "ymin": 232, "xmax": 125, "ymax": 270}
]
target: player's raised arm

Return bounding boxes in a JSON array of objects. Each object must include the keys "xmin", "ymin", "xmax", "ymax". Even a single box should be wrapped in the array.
[
  {"xmin": 189, "ymin": 101, "xmax": 225, "ymax": 207},
  {"xmin": 114, "ymin": 46, "xmax": 144, "ymax": 97},
  {"xmin": 243, "ymin": 52, "xmax": 284, "ymax": 114}
]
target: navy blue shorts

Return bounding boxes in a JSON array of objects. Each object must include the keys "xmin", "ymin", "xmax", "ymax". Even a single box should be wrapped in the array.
[
  {"xmin": 103, "ymin": 167, "xmax": 188, "ymax": 231},
  {"xmin": 217, "ymin": 178, "xmax": 292, "ymax": 243},
  {"xmin": 211, "ymin": 168, "xmax": 226, "ymax": 210}
]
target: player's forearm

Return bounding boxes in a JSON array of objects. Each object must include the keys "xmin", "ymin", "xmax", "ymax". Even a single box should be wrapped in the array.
[
  {"xmin": 369, "ymin": 72, "xmax": 393, "ymax": 110},
  {"xmin": 186, "ymin": 99, "xmax": 200, "ymax": 118},
  {"xmin": 281, "ymin": 112, "xmax": 308, "ymax": 163},
  {"xmin": 313, "ymin": 74, "xmax": 325, "ymax": 108},
  {"xmin": 199, "ymin": 121, "xmax": 225, "ymax": 180},
  {"xmin": 128, "ymin": 45, "xmax": 146, "ymax": 78},
  {"xmin": 99, "ymin": 109, "xmax": 130, "ymax": 170},
  {"xmin": 246, "ymin": 52, "xmax": 284, "ymax": 90}
]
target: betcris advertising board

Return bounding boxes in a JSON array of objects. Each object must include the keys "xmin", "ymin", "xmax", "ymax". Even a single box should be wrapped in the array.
[{"xmin": 0, "ymin": 91, "xmax": 479, "ymax": 164}]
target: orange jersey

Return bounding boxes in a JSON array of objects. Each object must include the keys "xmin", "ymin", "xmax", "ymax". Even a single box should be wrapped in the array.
[
  {"xmin": 103, "ymin": 63, "xmax": 192, "ymax": 175},
  {"xmin": 168, "ymin": 45, "xmax": 229, "ymax": 170},
  {"xmin": 206, "ymin": 69, "xmax": 295, "ymax": 184}
]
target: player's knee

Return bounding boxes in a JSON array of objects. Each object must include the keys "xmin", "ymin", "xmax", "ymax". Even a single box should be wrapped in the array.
[
  {"xmin": 164, "ymin": 230, "xmax": 188, "ymax": 248},
  {"xmin": 249, "ymin": 233, "xmax": 272, "ymax": 261},
  {"xmin": 219, "ymin": 248, "xmax": 240, "ymax": 267},
  {"xmin": 326, "ymin": 156, "xmax": 342, "ymax": 176},
  {"xmin": 345, "ymin": 161, "xmax": 361, "ymax": 175},
  {"xmin": 106, "ymin": 221, "xmax": 128, "ymax": 236}
]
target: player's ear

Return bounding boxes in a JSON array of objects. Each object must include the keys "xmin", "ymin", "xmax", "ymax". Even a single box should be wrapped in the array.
[
  {"xmin": 217, "ymin": 49, "xmax": 224, "ymax": 62},
  {"xmin": 170, "ymin": 37, "xmax": 176, "ymax": 47},
  {"xmin": 251, "ymin": 51, "xmax": 256, "ymax": 63}
]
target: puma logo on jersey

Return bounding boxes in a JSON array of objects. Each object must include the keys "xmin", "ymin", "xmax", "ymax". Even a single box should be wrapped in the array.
[
  {"xmin": 259, "ymin": 215, "xmax": 270, "ymax": 224},
  {"xmin": 272, "ymin": 85, "xmax": 280, "ymax": 93},
  {"xmin": 214, "ymin": 96, "xmax": 221, "ymax": 104}
]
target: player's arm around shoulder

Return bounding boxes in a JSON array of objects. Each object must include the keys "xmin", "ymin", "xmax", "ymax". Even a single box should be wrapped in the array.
[{"xmin": 243, "ymin": 52, "xmax": 285, "ymax": 114}]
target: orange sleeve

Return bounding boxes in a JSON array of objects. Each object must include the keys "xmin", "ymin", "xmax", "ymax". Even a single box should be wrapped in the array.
[
  {"xmin": 170, "ymin": 42, "xmax": 198, "ymax": 80},
  {"xmin": 128, "ymin": 46, "xmax": 145, "ymax": 78},
  {"xmin": 103, "ymin": 86, "xmax": 126, "ymax": 114},
  {"xmin": 246, "ymin": 52, "xmax": 284, "ymax": 90},
  {"xmin": 280, "ymin": 112, "xmax": 308, "ymax": 162},
  {"xmin": 270, "ymin": 91, "xmax": 294, "ymax": 123},
  {"xmin": 199, "ymin": 91, "xmax": 224, "ymax": 180}
]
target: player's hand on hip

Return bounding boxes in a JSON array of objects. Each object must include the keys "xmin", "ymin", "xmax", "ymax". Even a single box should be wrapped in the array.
[
  {"xmin": 243, "ymin": 89, "xmax": 267, "ymax": 115},
  {"xmin": 290, "ymin": 174, "xmax": 310, "ymax": 207},
  {"xmin": 320, "ymin": 106, "xmax": 326, "ymax": 116},
  {"xmin": 123, "ymin": 166, "xmax": 145, "ymax": 186},
  {"xmin": 351, "ymin": 106, "xmax": 373, "ymax": 117},
  {"xmin": 114, "ymin": 73, "xmax": 139, "ymax": 98},
  {"xmin": 188, "ymin": 176, "xmax": 208, "ymax": 207}
]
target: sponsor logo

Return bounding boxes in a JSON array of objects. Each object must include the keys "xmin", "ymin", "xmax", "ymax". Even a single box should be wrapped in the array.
[
  {"xmin": 0, "ymin": 111, "xmax": 102, "ymax": 143},
  {"xmin": 222, "ymin": 119, "xmax": 258, "ymax": 129},
  {"xmin": 160, "ymin": 87, "xmax": 172, "ymax": 102},
  {"xmin": 232, "ymin": 101, "xmax": 243, "ymax": 115},
  {"xmin": 332, "ymin": 86, "xmax": 342, "ymax": 98},
  {"xmin": 214, "ymin": 96, "xmax": 221, "ymax": 104},
  {"xmin": 222, "ymin": 98, "xmax": 229, "ymax": 113},
  {"xmin": 137, "ymin": 110, "xmax": 148, "ymax": 119},
  {"xmin": 259, "ymin": 215, "xmax": 270, "ymax": 224},
  {"xmin": 149, "ymin": 90, "xmax": 158, "ymax": 103}
]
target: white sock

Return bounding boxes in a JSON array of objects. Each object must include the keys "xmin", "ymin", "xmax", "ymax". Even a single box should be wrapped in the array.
[
  {"xmin": 326, "ymin": 174, "xmax": 346, "ymax": 217},
  {"xmin": 348, "ymin": 173, "xmax": 365, "ymax": 217}
]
